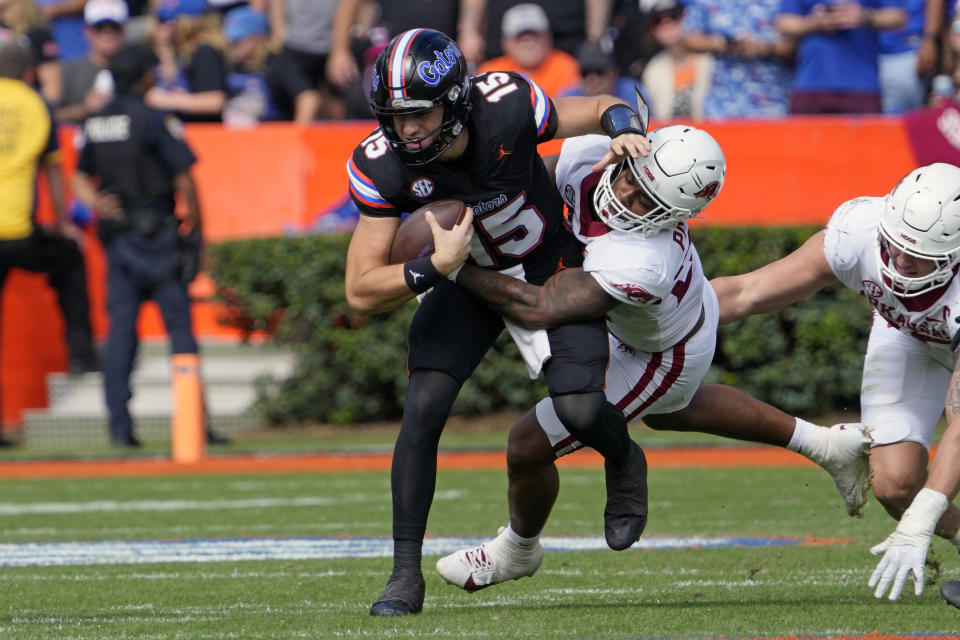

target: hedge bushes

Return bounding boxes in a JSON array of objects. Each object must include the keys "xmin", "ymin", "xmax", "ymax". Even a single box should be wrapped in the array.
[{"xmin": 206, "ymin": 226, "xmax": 871, "ymax": 425}]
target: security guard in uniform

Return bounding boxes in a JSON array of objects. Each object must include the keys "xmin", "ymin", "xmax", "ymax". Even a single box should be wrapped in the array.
[{"xmin": 72, "ymin": 44, "xmax": 226, "ymax": 448}]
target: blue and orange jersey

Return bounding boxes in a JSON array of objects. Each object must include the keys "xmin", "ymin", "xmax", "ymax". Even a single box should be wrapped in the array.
[{"xmin": 346, "ymin": 70, "xmax": 563, "ymax": 271}]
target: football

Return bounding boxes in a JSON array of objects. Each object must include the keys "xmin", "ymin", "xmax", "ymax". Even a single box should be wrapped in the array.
[{"xmin": 389, "ymin": 199, "xmax": 469, "ymax": 264}]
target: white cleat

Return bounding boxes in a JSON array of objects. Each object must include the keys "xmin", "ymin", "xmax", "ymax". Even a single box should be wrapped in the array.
[
  {"xmin": 436, "ymin": 527, "xmax": 544, "ymax": 592},
  {"xmin": 817, "ymin": 423, "xmax": 874, "ymax": 517}
]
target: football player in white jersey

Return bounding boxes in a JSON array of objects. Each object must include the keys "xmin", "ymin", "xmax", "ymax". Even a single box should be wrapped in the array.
[
  {"xmin": 433, "ymin": 124, "xmax": 873, "ymax": 593},
  {"xmin": 711, "ymin": 162, "xmax": 960, "ymax": 605}
]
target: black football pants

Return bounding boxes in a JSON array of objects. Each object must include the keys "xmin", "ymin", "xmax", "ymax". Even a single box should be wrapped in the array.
[
  {"xmin": 0, "ymin": 229, "xmax": 97, "ymax": 418},
  {"xmin": 392, "ymin": 279, "xmax": 628, "ymax": 555}
]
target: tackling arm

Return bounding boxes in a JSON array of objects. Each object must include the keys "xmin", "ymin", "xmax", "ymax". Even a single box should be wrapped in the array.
[
  {"xmin": 456, "ymin": 264, "xmax": 617, "ymax": 330},
  {"xmin": 710, "ymin": 230, "xmax": 837, "ymax": 325},
  {"xmin": 542, "ymin": 153, "xmax": 559, "ymax": 184}
]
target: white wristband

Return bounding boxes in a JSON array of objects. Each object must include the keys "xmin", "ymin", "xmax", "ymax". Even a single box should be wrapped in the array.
[{"xmin": 901, "ymin": 488, "xmax": 949, "ymax": 537}]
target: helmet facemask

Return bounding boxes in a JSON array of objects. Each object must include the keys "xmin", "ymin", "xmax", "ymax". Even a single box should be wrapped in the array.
[
  {"xmin": 874, "ymin": 163, "xmax": 960, "ymax": 297},
  {"xmin": 368, "ymin": 29, "xmax": 471, "ymax": 166},
  {"xmin": 592, "ymin": 159, "xmax": 694, "ymax": 235},
  {"xmin": 875, "ymin": 232, "xmax": 960, "ymax": 297},
  {"xmin": 592, "ymin": 125, "xmax": 725, "ymax": 236}
]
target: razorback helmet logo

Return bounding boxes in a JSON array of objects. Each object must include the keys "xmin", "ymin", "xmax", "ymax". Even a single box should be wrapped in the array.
[{"xmin": 694, "ymin": 181, "xmax": 721, "ymax": 199}]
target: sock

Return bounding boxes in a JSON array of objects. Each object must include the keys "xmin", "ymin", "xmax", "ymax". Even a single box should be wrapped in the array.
[
  {"xmin": 505, "ymin": 523, "xmax": 540, "ymax": 547},
  {"xmin": 392, "ymin": 539, "xmax": 423, "ymax": 576},
  {"xmin": 787, "ymin": 417, "xmax": 820, "ymax": 455}
]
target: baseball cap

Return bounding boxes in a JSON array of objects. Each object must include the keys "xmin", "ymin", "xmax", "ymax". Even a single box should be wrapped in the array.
[
  {"xmin": 84, "ymin": 0, "xmax": 129, "ymax": 26},
  {"xmin": 110, "ymin": 43, "xmax": 158, "ymax": 93},
  {"xmin": 155, "ymin": 0, "xmax": 208, "ymax": 22},
  {"xmin": 648, "ymin": 0, "xmax": 684, "ymax": 21},
  {"xmin": 222, "ymin": 7, "xmax": 269, "ymax": 43},
  {"xmin": 502, "ymin": 3, "xmax": 550, "ymax": 38},
  {"xmin": 576, "ymin": 40, "xmax": 613, "ymax": 74}
]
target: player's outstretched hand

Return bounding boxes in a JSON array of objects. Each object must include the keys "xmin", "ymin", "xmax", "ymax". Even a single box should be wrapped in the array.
[
  {"xmin": 869, "ymin": 536, "xmax": 927, "ymax": 601},
  {"xmin": 426, "ymin": 206, "xmax": 474, "ymax": 282},
  {"xmin": 867, "ymin": 488, "xmax": 948, "ymax": 600},
  {"xmin": 591, "ymin": 133, "xmax": 651, "ymax": 172}
]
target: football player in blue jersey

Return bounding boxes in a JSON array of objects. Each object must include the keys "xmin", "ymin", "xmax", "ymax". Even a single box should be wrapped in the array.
[{"xmin": 344, "ymin": 27, "xmax": 650, "ymax": 616}]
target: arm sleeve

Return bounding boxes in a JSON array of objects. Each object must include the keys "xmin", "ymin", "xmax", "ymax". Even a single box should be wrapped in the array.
[
  {"xmin": 823, "ymin": 197, "xmax": 869, "ymax": 275},
  {"xmin": 346, "ymin": 148, "xmax": 401, "ymax": 217},
  {"xmin": 583, "ymin": 243, "xmax": 671, "ymax": 306},
  {"xmin": 502, "ymin": 72, "xmax": 558, "ymax": 144},
  {"xmin": 40, "ymin": 100, "xmax": 61, "ymax": 165},
  {"xmin": 186, "ymin": 45, "xmax": 227, "ymax": 93},
  {"xmin": 525, "ymin": 75, "xmax": 558, "ymax": 144},
  {"xmin": 145, "ymin": 112, "xmax": 197, "ymax": 174}
]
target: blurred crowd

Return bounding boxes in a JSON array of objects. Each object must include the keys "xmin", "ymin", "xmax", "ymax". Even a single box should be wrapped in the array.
[{"xmin": 3, "ymin": 0, "xmax": 960, "ymax": 127}]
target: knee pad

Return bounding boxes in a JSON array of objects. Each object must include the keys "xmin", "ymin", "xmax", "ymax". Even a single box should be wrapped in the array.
[
  {"xmin": 551, "ymin": 391, "xmax": 604, "ymax": 438},
  {"xmin": 550, "ymin": 393, "xmax": 630, "ymax": 461}
]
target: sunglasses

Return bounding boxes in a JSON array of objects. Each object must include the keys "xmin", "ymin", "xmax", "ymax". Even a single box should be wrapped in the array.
[
  {"xmin": 650, "ymin": 9, "xmax": 683, "ymax": 26},
  {"xmin": 91, "ymin": 21, "xmax": 124, "ymax": 32},
  {"xmin": 581, "ymin": 67, "xmax": 609, "ymax": 77}
]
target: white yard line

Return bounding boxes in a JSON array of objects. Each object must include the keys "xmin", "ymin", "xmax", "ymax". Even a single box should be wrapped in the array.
[{"xmin": 0, "ymin": 535, "xmax": 835, "ymax": 567}]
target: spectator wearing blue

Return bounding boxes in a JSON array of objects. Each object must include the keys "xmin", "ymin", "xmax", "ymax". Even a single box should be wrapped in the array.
[
  {"xmin": 878, "ymin": 0, "xmax": 947, "ymax": 114},
  {"xmin": 777, "ymin": 1, "xmax": 907, "ymax": 114},
  {"xmin": 221, "ymin": 5, "xmax": 318, "ymax": 125},
  {"xmin": 145, "ymin": 0, "xmax": 228, "ymax": 121},
  {"xmin": 682, "ymin": 0, "xmax": 794, "ymax": 118},
  {"xmin": 560, "ymin": 37, "xmax": 649, "ymax": 106},
  {"xmin": 34, "ymin": 0, "xmax": 87, "ymax": 60}
]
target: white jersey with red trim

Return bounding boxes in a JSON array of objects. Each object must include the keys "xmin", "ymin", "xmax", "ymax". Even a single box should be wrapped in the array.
[
  {"xmin": 555, "ymin": 135, "xmax": 707, "ymax": 353},
  {"xmin": 824, "ymin": 196, "xmax": 960, "ymax": 367}
]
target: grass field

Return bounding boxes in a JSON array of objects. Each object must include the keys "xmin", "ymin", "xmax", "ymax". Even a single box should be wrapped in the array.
[{"xmin": 0, "ymin": 421, "xmax": 958, "ymax": 639}]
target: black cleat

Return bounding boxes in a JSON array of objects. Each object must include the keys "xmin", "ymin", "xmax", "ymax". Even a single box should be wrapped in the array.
[
  {"xmin": 110, "ymin": 435, "xmax": 142, "ymax": 449},
  {"xmin": 369, "ymin": 573, "xmax": 425, "ymax": 617},
  {"xmin": 603, "ymin": 441, "xmax": 648, "ymax": 551},
  {"xmin": 941, "ymin": 581, "xmax": 960, "ymax": 609},
  {"xmin": 69, "ymin": 357, "xmax": 101, "ymax": 376},
  {"xmin": 206, "ymin": 430, "xmax": 231, "ymax": 446}
]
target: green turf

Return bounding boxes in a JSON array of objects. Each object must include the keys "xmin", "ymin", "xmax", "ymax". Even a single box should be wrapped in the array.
[
  {"xmin": 0, "ymin": 416, "xmax": 861, "ymax": 459},
  {"xmin": 0, "ymin": 457, "xmax": 958, "ymax": 639}
]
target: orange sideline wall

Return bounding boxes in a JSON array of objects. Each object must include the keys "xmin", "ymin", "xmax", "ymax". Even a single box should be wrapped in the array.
[{"xmin": 0, "ymin": 117, "xmax": 921, "ymax": 426}]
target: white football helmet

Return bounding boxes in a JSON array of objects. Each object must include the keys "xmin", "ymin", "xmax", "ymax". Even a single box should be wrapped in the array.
[
  {"xmin": 593, "ymin": 124, "xmax": 725, "ymax": 235},
  {"xmin": 876, "ymin": 163, "xmax": 960, "ymax": 297}
]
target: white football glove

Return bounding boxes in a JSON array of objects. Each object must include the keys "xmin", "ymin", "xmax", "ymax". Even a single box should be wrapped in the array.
[{"xmin": 868, "ymin": 488, "xmax": 949, "ymax": 601}]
